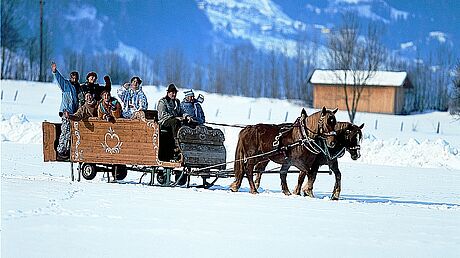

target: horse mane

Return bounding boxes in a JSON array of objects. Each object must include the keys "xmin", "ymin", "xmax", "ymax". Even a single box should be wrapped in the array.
[
  {"xmin": 335, "ymin": 121, "xmax": 352, "ymax": 131},
  {"xmin": 304, "ymin": 111, "xmax": 324, "ymax": 138}
]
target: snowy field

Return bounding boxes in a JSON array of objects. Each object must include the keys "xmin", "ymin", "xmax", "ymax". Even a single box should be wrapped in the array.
[{"xmin": 1, "ymin": 80, "xmax": 460, "ymax": 257}]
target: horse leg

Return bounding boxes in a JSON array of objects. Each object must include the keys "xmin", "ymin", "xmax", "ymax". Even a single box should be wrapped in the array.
[
  {"xmin": 279, "ymin": 163, "xmax": 291, "ymax": 195},
  {"xmin": 330, "ymin": 161, "xmax": 341, "ymax": 200},
  {"xmin": 230, "ymin": 160, "xmax": 244, "ymax": 192},
  {"xmin": 301, "ymin": 161, "xmax": 320, "ymax": 197},
  {"xmin": 292, "ymin": 170, "xmax": 307, "ymax": 195},
  {"xmin": 246, "ymin": 160, "xmax": 259, "ymax": 194},
  {"xmin": 302, "ymin": 170, "xmax": 318, "ymax": 198},
  {"xmin": 254, "ymin": 173, "xmax": 261, "ymax": 190},
  {"xmin": 254, "ymin": 160, "xmax": 269, "ymax": 190}
]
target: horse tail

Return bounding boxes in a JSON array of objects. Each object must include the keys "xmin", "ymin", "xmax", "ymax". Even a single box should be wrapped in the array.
[{"xmin": 234, "ymin": 132, "xmax": 246, "ymax": 179}]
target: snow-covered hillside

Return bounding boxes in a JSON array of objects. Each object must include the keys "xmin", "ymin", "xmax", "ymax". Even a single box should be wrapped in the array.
[
  {"xmin": 16, "ymin": 0, "xmax": 459, "ymax": 65},
  {"xmin": 1, "ymin": 80, "xmax": 460, "ymax": 257}
]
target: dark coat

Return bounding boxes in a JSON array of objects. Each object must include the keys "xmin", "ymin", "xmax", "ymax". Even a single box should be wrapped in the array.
[
  {"xmin": 79, "ymin": 77, "xmax": 111, "ymax": 105},
  {"xmin": 181, "ymin": 98, "xmax": 205, "ymax": 125}
]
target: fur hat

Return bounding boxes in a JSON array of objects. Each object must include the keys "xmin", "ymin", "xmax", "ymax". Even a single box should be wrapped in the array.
[
  {"xmin": 184, "ymin": 89, "xmax": 194, "ymax": 97},
  {"xmin": 166, "ymin": 83, "xmax": 178, "ymax": 93},
  {"xmin": 131, "ymin": 76, "xmax": 142, "ymax": 85},
  {"xmin": 86, "ymin": 71, "xmax": 98, "ymax": 80},
  {"xmin": 70, "ymin": 71, "xmax": 79, "ymax": 80}
]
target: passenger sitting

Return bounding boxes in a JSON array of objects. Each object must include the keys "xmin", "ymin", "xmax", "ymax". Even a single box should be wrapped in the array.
[
  {"xmin": 64, "ymin": 92, "xmax": 98, "ymax": 121},
  {"xmin": 98, "ymin": 90, "xmax": 122, "ymax": 122},
  {"xmin": 157, "ymin": 83, "xmax": 192, "ymax": 147},
  {"xmin": 117, "ymin": 76, "xmax": 148, "ymax": 119},
  {"xmin": 180, "ymin": 89, "xmax": 205, "ymax": 126},
  {"xmin": 79, "ymin": 71, "xmax": 111, "ymax": 106}
]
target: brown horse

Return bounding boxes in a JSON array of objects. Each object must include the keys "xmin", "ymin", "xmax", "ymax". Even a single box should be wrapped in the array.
[
  {"xmin": 254, "ymin": 122, "xmax": 364, "ymax": 199},
  {"xmin": 229, "ymin": 107, "xmax": 338, "ymax": 194},
  {"xmin": 294, "ymin": 122, "xmax": 364, "ymax": 199}
]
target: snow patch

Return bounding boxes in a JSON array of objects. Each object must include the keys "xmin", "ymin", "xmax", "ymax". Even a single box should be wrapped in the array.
[
  {"xmin": 390, "ymin": 7, "xmax": 409, "ymax": 20},
  {"xmin": 400, "ymin": 41, "xmax": 415, "ymax": 50},
  {"xmin": 360, "ymin": 134, "xmax": 460, "ymax": 170},
  {"xmin": 1, "ymin": 114, "xmax": 42, "ymax": 144},
  {"xmin": 429, "ymin": 31, "xmax": 447, "ymax": 43}
]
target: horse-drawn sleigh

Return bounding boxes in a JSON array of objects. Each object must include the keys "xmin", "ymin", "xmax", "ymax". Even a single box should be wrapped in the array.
[{"xmin": 42, "ymin": 107, "xmax": 363, "ymax": 199}]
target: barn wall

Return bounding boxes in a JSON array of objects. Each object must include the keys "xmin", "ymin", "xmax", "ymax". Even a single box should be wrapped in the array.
[
  {"xmin": 313, "ymin": 84, "xmax": 400, "ymax": 114},
  {"xmin": 394, "ymin": 87, "xmax": 406, "ymax": 114}
]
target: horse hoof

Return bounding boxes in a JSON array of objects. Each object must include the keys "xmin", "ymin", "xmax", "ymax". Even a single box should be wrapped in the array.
[
  {"xmin": 282, "ymin": 190, "xmax": 291, "ymax": 196},
  {"xmin": 250, "ymin": 190, "xmax": 259, "ymax": 194},
  {"xmin": 304, "ymin": 191, "xmax": 314, "ymax": 198},
  {"xmin": 229, "ymin": 183, "xmax": 239, "ymax": 192},
  {"xmin": 331, "ymin": 195, "xmax": 339, "ymax": 200}
]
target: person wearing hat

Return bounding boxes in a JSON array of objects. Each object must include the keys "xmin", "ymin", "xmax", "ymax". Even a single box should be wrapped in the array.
[
  {"xmin": 157, "ymin": 83, "xmax": 192, "ymax": 145},
  {"xmin": 51, "ymin": 61, "xmax": 80, "ymax": 160},
  {"xmin": 180, "ymin": 89, "xmax": 205, "ymax": 126},
  {"xmin": 117, "ymin": 76, "xmax": 148, "ymax": 119},
  {"xmin": 79, "ymin": 71, "xmax": 111, "ymax": 106}
]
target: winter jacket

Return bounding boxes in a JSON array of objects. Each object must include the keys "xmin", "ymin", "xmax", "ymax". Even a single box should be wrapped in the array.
[
  {"xmin": 181, "ymin": 98, "xmax": 205, "ymax": 125},
  {"xmin": 97, "ymin": 97, "xmax": 122, "ymax": 120},
  {"xmin": 68, "ymin": 102, "xmax": 98, "ymax": 121},
  {"xmin": 117, "ymin": 85, "xmax": 148, "ymax": 118},
  {"xmin": 53, "ymin": 69, "xmax": 79, "ymax": 114},
  {"xmin": 157, "ymin": 96, "xmax": 186, "ymax": 125}
]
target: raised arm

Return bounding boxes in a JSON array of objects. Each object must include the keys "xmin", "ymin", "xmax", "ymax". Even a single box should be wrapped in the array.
[
  {"xmin": 103, "ymin": 75, "xmax": 111, "ymax": 92},
  {"xmin": 51, "ymin": 62, "xmax": 69, "ymax": 92}
]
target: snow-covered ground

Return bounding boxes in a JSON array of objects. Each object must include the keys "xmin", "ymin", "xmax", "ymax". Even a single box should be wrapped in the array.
[{"xmin": 1, "ymin": 80, "xmax": 460, "ymax": 257}]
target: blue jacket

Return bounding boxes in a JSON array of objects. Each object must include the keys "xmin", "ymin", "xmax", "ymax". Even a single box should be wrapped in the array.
[
  {"xmin": 181, "ymin": 98, "xmax": 205, "ymax": 125},
  {"xmin": 53, "ymin": 69, "xmax": 79, "ymax": 114},
  {"xmin": 117, "ymin": 85, "xmax": 148, "ymax": 118}
]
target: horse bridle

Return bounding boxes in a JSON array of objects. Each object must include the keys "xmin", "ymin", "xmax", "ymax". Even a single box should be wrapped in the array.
[
  {"xmin": 345, "ymin": 128, "xmax": 362, "ymax": 152},
  {"xmin": 270, "ymin": 112, "xmax": 337, "ymax": 161}
]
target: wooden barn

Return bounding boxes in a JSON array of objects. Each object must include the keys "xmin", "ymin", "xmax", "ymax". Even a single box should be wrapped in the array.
[{"xmin": 309, "ymin": 70, "xmax": 412, "ymax": 114}]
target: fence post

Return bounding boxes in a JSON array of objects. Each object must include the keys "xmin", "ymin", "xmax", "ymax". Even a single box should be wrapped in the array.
[
  {"xmin": 14, "ymin": 90, "xmax": 18, "ymax": 101},
  {"xmin": 41, "ymin": 93, "xmax": 47, "ymax": 104},
  {"xmin": 248, "ymin": 107, "xmax": 252, "ymax": 119},
  {"xmin": 1, "ymin": 90, "xmax": 3, "ymax": 100},
  {"xmin": 400, "ymin": 122, "xmax": 404, "ymax": 132},
  {"xmin": 374, "ymin": 119, "xmax": 378, "ymax": 130},
  {"xmin": 436, "ymin": 122, "xmax": 440, "ymax": 134},
  {"xmin": 284, "ymin": 111, "xmax": 289, "ymax": 122}
]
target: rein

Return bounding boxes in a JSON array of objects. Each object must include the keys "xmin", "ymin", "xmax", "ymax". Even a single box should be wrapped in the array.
[
  {"xmin": 205, "ymin": 122, "xmax": 247, "ymax": 128},
  {"xmin": 195, "ymin": 112, "xmax": 339, "ymax": 173}
]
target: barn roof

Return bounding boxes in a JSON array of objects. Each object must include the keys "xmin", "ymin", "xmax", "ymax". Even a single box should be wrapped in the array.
[{"xmin": 310, "ymin": 70, "xmax": 409, "ymax": 87}]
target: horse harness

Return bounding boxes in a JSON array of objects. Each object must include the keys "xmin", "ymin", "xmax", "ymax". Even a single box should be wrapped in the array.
[{"xmin": 271, "ymin": 114, "xmax": 339, "ymax": 163}]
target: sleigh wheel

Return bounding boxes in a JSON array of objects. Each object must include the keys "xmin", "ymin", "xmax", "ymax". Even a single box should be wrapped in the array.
[
  {"xmin": 156, "ymin": 171, "xmax": 166, "ymax": 185},
  {"xmin": 175, "ymin": 170, "xmax": 187, "ymax": 186},
  {"xmin": 112, "ymin": 165, "xmax": 128, "ymax": 180},
  {"xmin": 81, "ymin": 163, "xmax": 97, "ymax": 180}
]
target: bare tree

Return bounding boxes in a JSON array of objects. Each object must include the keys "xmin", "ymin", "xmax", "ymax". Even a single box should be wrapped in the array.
[
  {"xmin": 326, "ymin": 12, "xmax": 386, "ymax": 123},
  {"xmin": 26, "ymin": 37, "xmax": 39, "ymax": 80},
  {"xmin": 191, "ymin": 62, "xmax": 204, "ymax": 90},
  {"xmin": 1, "ymin": 0, "xmax": 24, "ymax": 79},
  {"xmin": 450, "ymin": 59, "xmax": 460, "ymax": 117}
]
